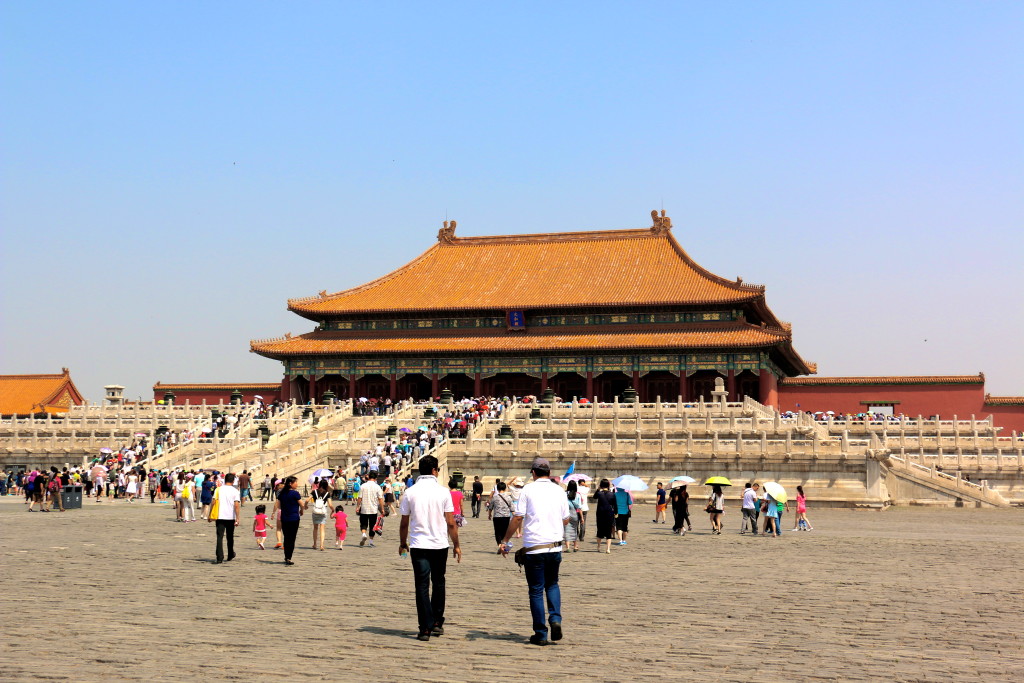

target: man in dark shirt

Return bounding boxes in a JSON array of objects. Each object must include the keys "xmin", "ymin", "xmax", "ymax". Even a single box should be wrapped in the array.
[
  {"xmin": 653, "ymin": 482, "xmax": 667, "ymax": 524},
  {"xmin": 471, "ymin": 476, "xmax": 484, "ymax": 518}
]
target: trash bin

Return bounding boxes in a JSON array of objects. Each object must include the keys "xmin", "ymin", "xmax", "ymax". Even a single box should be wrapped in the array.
[{"xmin": 61, "ymin": 485, "xmax": 83, "ymax": 509}]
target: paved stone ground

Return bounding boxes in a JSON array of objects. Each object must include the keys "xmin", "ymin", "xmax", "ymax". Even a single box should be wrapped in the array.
[{"xmin": 1, "ymin": 494, "xmax": 1022, "ymax": 682}]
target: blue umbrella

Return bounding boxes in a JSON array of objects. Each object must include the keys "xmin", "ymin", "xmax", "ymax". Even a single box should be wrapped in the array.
[{"xmin": 611, "ymin": 475, "xmax": 649, "ymax": 491}]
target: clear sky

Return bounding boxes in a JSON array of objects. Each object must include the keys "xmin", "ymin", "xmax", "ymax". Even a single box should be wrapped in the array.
[{"xmin": 2, "ymin": 1, "xmax": 1022, "ymax": 402}]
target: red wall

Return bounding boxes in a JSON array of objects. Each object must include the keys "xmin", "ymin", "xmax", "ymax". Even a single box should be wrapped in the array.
[
  {"xmin": 778, "ymin": 382, "xmax": 1024, "ymax": 434},
  {"xmin": 152, "ymin": 387, "xmax": 281, "ymax": 405}
]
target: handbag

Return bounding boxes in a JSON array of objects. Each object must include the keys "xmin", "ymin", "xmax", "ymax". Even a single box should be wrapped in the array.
[
  {"xmin": 454, "ymin": 513, "xmax": 467, "ymax": 527},
  {"xmin": 208, "ymin": 488, "xmax": 220, "ymax": 521},
  {"xmin": 705, "ymin": 495, "xmax": 717, "ymax": 514}
]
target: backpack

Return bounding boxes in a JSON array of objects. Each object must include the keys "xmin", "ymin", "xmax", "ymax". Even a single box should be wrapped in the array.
[
  {"xmin": 313, "ymin": 491, "xmax": 329, "ymax": 515},
  {"xmin": 182, "ymin": 483, "xmax": 191, "ymax": 500},
  {"xmin": 48, "ymin": 477, "xmax": 61, "ymax": 492}
]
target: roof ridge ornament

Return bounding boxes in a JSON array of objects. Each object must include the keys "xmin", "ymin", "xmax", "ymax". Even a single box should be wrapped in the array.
[
  {"xmin": 438, "ymin": 219, "xmax": 457, "ymax": 244},
  {"xmin": 651, "ymin": 209, "xmax": 672, "ymax": 234}
]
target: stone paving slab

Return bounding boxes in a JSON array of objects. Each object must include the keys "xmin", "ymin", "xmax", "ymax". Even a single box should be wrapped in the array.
[{"xmin": 1, "ymin": 496, "xmax": 1022, "ymax": 681}]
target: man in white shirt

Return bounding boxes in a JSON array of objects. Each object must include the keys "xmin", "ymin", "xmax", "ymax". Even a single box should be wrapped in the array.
[
  {"xmin": 358, "ymin": 472, "xmax": 384, "ymax": 547},
  {"xmin": 399, "ymin": 455, "xmax": 461, "ymax": 641},
  {"xmin": 500, "ymin": 458, "xmax": 570, "ymax": 646},
  {"xmin": 213, "ymin": 472, "xmax": 242, "ymax": 563},
  {"xmin": 740, "ymin": 482, "xmax": 759, "ymax": 535}
]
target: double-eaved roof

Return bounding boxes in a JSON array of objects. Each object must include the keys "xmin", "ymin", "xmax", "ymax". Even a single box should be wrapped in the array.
[{"xmin": 253, "ymin": 214, "xmax": 813, "ymax": 375}]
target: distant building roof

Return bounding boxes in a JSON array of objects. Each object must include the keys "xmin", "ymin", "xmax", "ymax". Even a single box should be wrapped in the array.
[
  {"xmin": 984, "ymin": 395, "xmax": 1024, "ymax": 406},
  {"xmin": 152, "ymin": 382, "xmax": 281, "ymax": 392},
  {"xmin": 0, "ymin": 368, "xmax": 84, "ymax": 415},
  {"xmin": 781, "ymin": 374, "xmax": 985, "ymax": 387}
]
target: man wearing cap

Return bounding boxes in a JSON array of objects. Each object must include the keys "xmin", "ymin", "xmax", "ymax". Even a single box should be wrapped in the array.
[{"xmin": 499, "ymin": 457, "xmax": 570, "ymax": 646}]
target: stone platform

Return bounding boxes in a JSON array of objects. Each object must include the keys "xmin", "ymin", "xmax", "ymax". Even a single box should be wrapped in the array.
[{"xmin": 0, "ymin": 496, "xmax": 1021, "ymax": 681}]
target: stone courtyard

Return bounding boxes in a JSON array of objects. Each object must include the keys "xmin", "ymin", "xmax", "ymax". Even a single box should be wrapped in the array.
[{"xmin": 1, "ymin": 497, "xmax": 1021, "ymax": 681}]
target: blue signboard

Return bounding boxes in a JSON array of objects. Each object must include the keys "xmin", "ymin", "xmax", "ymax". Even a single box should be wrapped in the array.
[{"xmin": 507, "ymin": 311, "xmax": 526, "ymax": 330}]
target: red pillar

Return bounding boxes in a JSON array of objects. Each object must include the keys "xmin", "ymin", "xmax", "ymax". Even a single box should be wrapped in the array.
[
  {"xmin": 280, "ymin": 375, "xmax": 291, "ymax": 403},
  {"xmin": 389, "ymin": 374, "xmax": 398, "ymax": 401},
  {"xmin": 348, "ymin": 375, "xmax": 357, "ymax": 400},
  {"xmin": 758, "ymin": 371, "xmax": 779, "ymax": 409},
  {"xmin": 431, "ymin": 373, "xmax": 439, "ymax": 400},
  {"xmin": 679, "ymin": 373, "xmax": 689, "ymax": 402},
  {"xmin": 632, "ymin": 371, "xmax": 641, "ymax": 397},
  {"xmin": 541, "ymin": 372, "xmax": 549, "ymax": 392},
  {"xmin": 726, "ymin": 369, "xmax": 736, "ymax": 402},
  {"xmin": 585, "ymin": 372, "xmax": 594, "ymax": 401},
  {"xmin": 309, "ymin": 375, "xmax": 318, "ymax": 403},
  {"xmin": 474, "ymin": 372, "xmax": 482, "ymax": 397}
]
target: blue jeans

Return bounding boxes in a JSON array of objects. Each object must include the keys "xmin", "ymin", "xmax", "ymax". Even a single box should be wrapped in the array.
[
  {"xmin": 410, "ymin": 548, "xmax": 448, "ymax": 634},
  {"xmin": 523, "ymin": 551, "xmax": 562, "ymax": 637}
]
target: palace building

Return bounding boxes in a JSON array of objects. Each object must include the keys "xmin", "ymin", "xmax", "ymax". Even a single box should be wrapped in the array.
[{"xmin": 250, "ymin": 211, "xmax": 815, "ymax": 405}]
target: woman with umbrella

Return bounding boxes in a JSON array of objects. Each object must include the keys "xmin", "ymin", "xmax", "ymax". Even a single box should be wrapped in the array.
[
  {"xmin": 707, "ymin": 485, "xmax": 725, "ymax": 534},
  {"xmin": 670, "ymin": 483, "xmax": 690, "ymax": 535},
  {"xmin": 593, "ymin": 479, "xmax": 617, "ymax": 554}
]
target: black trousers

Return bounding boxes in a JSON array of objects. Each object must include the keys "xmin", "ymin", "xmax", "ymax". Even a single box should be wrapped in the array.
[
  {"xmin": 410, "ymin": 548, "xmax": 448, "ymax": 634},
  {"xmin": 471, "ymin": 496, "xmax": 482, "ymax": 517},
  {"xmin": 215, "ymin": 519, "xmax": 235, "ymax": 561},
  {"xmin": 281, "ymin": 519, "xmax": 300, "ymax": 560},
  {"xmin": 492, "ymin": 516, "xmax": 511, "ymax": 544}
]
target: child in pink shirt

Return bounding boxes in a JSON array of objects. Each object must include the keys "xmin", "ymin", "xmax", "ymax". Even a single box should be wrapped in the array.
[
  {"xmin": 253, "ymin": 504, "xmax": 269, "ymax": 549},
  {"xmin": 331, "ymin": 505, "xmax": 348, "ymax": 549}
]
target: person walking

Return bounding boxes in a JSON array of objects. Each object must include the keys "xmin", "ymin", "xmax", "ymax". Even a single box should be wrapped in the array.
[
  {"xmin": 653, "ymin": 482, "xmax": 667, "ymax": 524},
  {"xmin": 740, "ymin": 483, "xmax": 758, "ymax": 535},
  {"xmin": 358, "ymin": 471, "xmax": 384, "ymax": 547},
  {"xmin": 593, "ymin": 479, "xmax": 617, "ymax": 553},
  {"xmin": 211, "ymin": 472, "xmax": 241, "ymax": 563},
  {"xmin": 398, "ymin": 455, "xmax": 461, "ymax": 641},
  {"xmin": 563, "ymin": 481, "xmax": 582, "ymax": 552},
  {"xmin": 487, "ymin": 481, "xmax": 515, "ymax": 545},
  {"xmin": 707, "ymin": 484, "xmax": 725, "ymax": 535},
  {"xmin": 470, "ymin": 476, "xmax": 484, "ymax": 518},
  {"xmin": 309, "ymin": 481, "xmax": 331, "ymax": 551},
  {"xmin": 669, "ymin": 484, "xmax": 690, "ymax": 535},
  {"xmin": 275, "ymin": 476, "xmax": 305, "ymax": 564},
  {"xmin": 793, "ymin": 486, "xmax": 813, "ymax": 531},
  {"xmin": 614, "ymin": 486, "xmax": 633, "ymax": 546},
  {"xmin": 499, "ymin": 457, "xmax": 570, "ymax": 646}
]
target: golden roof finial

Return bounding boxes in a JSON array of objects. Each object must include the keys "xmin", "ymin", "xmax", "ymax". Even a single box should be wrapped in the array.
[
  {"xmin": 651, "ymin": 209, "xmax": 672, "ymax": 234},
  {"xmin": 438, "ymin": 219, "xmax": 457, "ymax": 243}
]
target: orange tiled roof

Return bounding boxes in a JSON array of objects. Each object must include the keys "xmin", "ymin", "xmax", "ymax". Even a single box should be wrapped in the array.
[
  {"xmin": 288, "ymin": 214, "xmax": 764, "ymax": 316},
  {"xmin": 781, "ymin": 374, "xmax": 985, "ymax": 386},
  {"xmin": 0, "ymin": 369, "xmax": 83, "ymax": 415},
  {"xmin": 251, "ymin": 322, "xmax": 789, "ymax": 357},
  {"xmin": 153, "ymin": 382, "xmax": 282, "ymax": 391},
  {"xmin": 984, "ymin": 395, "xmax": 1024, "ymax": 406}
]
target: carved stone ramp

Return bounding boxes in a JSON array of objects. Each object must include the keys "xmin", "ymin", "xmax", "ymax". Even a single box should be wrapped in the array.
[{"xmin": 885, "ymin": 454, "xmax": 1010, "ymax": 508}]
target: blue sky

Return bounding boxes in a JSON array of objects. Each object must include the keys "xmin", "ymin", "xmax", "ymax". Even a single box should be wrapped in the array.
[{"xmin": 2, "ymin": 1, "xmax": 1022, "ymax": 401}]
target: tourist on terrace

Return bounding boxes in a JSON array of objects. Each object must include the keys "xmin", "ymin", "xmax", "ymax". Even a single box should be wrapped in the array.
[{"xmin": 563, "ymin": 480, "xmax": 582, "ymax": 552}]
